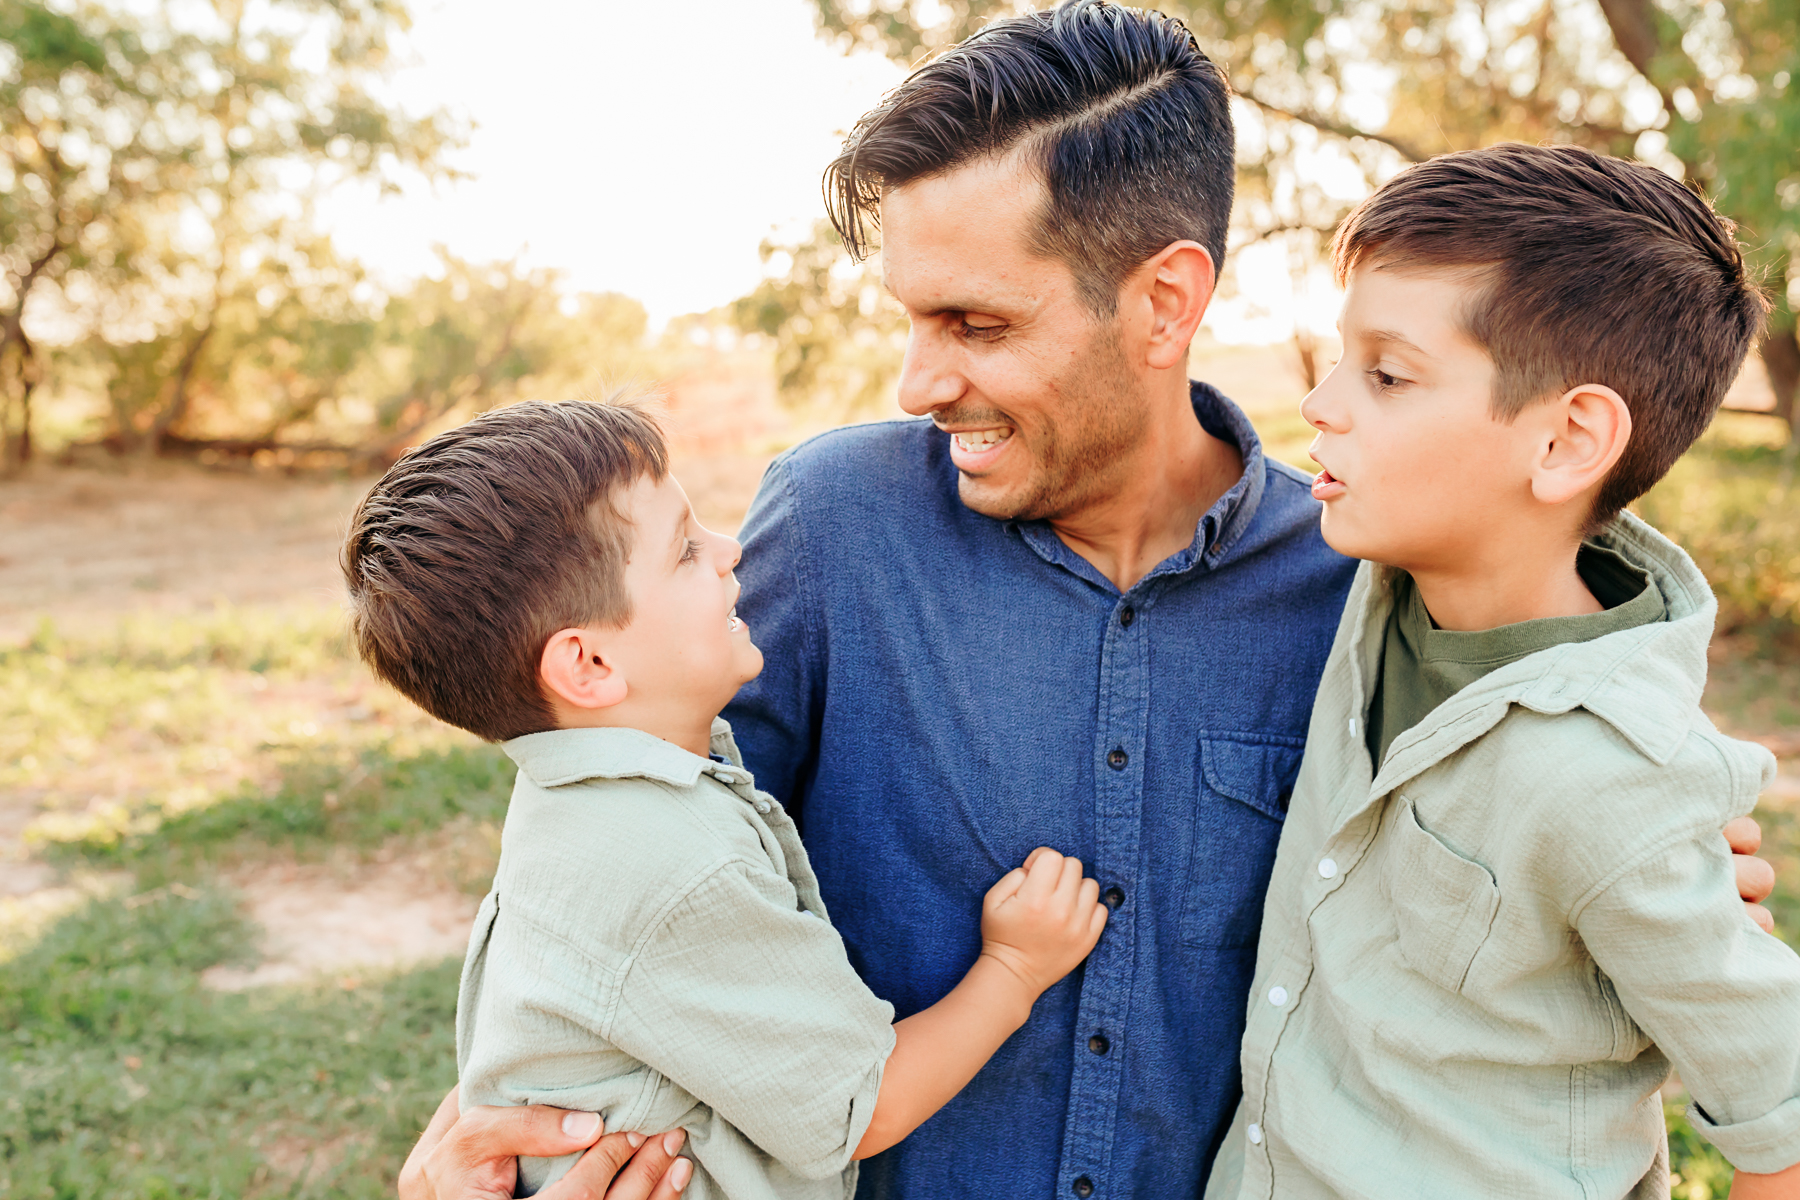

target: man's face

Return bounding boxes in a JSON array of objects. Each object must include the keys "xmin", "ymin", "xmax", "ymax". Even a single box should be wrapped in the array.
[
  {"xmin": 608, "ymin": 472, "xmax": 764, "ymax": 715},
  {"xmin": 1301, "ymin": 265, "xmax": 1535, "ymax": 570},
  {"xmin": 880, "ymin": 155, "xmax": 1150, "ymax": 522}
]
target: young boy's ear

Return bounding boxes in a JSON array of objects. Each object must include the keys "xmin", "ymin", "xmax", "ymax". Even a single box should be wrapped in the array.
[
  {"xmin": 539, "ymin": 628, "xmax": 629, "ymax": 712},
  {"xmin": 1528, "ymin": 383, "xmax": 1632, "ymax": 508}
]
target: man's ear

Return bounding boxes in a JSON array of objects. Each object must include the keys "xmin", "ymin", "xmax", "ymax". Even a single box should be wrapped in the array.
[
  {"xmin": 1135, "ymin": 240, "xmax": 1215, "ymax": 372},
  {"xmin": 539, "ymin": 627, "xmax": 629, "ymax": 711},
  {"xmin": 1529, "ymin": 383, "xmax": 1632, "ymax": 507}
]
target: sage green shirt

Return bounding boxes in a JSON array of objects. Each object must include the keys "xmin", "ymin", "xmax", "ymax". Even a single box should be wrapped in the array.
[
  {"xmin": 456, "ymin": 719, "xmax": 896, "ymax": 1199},
  {"xmin": 1368, "ymin": 544, "xmax": 1668, "ymax": 765},
  {"xmin": 1207, "ymin": 514, "xmax": 1800, "ymax": 1200}
]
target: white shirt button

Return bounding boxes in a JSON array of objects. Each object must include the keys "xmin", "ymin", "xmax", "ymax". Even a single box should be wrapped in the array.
[
  {"xmin": 1348, "ymin": 717, "xmax": 1358, "ymax": 737},
  {"xmin": 754, "ymin": 800, "xmax": 772, "ymax": 814},
  {"xmin": 1268, "ymin": 985, "xmax": 1289, "ymax": 1007},
  {"xmin": 1318, "ymin": 858, "xmax": 1338, "ymax": 879},
  {"xmin": 1247, "ymin": 1122, "xmax": 1264, "ymax": 1145}
]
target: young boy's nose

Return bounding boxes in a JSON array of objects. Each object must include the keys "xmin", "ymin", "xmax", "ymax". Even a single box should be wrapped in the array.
[{"xmin": 716, "ymin": 533, "xmax": 743, "ymax": 573}]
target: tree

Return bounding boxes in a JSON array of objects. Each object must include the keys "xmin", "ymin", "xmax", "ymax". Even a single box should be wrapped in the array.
[
  {"xmin": 806, "ymin": 0, "xmax": 1800, "ymax": 436},
  {"xmin": 0, "ymin": 0, "xmax": 460, "ymax": 469}
]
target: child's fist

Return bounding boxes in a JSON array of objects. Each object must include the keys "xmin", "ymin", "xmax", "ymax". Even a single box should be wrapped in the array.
[{"xmin": 979, "ymin": 848, "xmax": 1109, "ymax": 996}]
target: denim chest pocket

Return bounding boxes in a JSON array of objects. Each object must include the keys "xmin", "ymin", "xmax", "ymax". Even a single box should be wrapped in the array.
[
  {"xmin": 1381, "ymin": 796, "xmax": 1501, "ymax": 993},
  {"xmin": 1180, "ymin": 733, "xmax": 1305, "ymax": 949}
]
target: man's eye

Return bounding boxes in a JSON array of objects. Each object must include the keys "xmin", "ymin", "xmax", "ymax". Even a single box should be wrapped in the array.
[
  {"xmin": 678, "ymin": 538, "xmax": 702, "ymax": 565},
  {"xmin": 958, "ymin": 320, "xmax": 1005, "ymax": 341}
]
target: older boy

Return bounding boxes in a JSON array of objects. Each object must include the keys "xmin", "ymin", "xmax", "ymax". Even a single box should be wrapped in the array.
[
  {"xmin": 1209, "ymin": 144, "xmax": 1800, "ymax": 1200},
  {"xmin": 342, "ymin": 400, "xmax": 1108, "ymax": 1198}
]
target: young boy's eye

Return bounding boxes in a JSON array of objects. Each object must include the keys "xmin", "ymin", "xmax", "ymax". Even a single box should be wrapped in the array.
[{"xmin": 678, "ymin": 537, "xmax": 702, "ymax": 565}]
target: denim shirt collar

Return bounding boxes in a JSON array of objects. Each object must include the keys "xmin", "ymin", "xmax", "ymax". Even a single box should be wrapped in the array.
[
  {"xmin": 504, "ymin": 717, "xmax": 745, "ymax": 789},
  {"xmin": 1012, "ymin": 380, "xmax": 1270, "ymax": 595}
]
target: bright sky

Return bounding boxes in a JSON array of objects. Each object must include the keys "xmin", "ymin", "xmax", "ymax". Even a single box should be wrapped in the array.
[
  {"xmin": 318, "ymin": 0, "xmax": 1334, "ymax": 342},
  {"xmin": 318, "ymin": 0, "xmax": 907, "ymax": 326}
]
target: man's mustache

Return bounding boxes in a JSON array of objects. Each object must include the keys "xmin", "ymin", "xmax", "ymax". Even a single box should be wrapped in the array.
[{"xmin": 931, "ymin": 406, "xmax": 1015, "ymax": 430}]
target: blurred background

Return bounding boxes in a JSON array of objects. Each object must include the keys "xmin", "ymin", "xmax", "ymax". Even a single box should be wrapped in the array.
[{"xmin": 0, "ymin": 0, "xmax": 1795, "ymax": 1195}]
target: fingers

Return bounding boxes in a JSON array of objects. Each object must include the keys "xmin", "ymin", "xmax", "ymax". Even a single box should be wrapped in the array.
[
  {"xmin": 1748, "ymin": 903, "xmax": 1776, "ymax": 935},
  {"xmin": 589, "ymin": 1129, "xmax": 692, "ymax": 1200},
  {"xmin": 1725, "ymin": 815, "xmax": 1763, "ymax": 856},
  {"xmin": 1017, "ymin": 848, "xmax": 1066, "ymax": 903},
  {"xmin": 1738, "ymin": 851, "xmax": 1777, "ymax": 906},
  {"xmin": 983, "ymin": 865, "xmax": 1029, "ymax": 910},
  {"xmin": 445, "ymin": 1104, "xmax": 604, "ymax": 1169},
  {"xmin": 398, "ymin": 1086, "xmax": 462, "ymax": 1200}
]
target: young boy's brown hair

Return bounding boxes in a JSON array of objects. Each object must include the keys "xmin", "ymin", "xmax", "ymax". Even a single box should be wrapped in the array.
[
  {"xmin": 1330, "ymin": 142, "xmax": 1767, "ymax": 524},
  {"xmin": 341, "ymin": 399, "xmax": 667, "ymax": 742}
]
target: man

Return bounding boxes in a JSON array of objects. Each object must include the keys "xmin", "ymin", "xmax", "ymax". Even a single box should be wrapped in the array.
[{"xmin": 403, "ymin": 4, "xmax": 1777, "ymax": 1197}]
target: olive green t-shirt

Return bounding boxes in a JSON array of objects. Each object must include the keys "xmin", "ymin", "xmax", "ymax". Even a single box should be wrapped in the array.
[{"xmin": 1367, "ymin": 544, "xmax": 1668, "ymax": 767}]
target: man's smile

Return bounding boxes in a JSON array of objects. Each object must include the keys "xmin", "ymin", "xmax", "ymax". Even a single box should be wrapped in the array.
[{"xmin": 942, "ymin": 424, "xmax": 1016, "ymax": 472}]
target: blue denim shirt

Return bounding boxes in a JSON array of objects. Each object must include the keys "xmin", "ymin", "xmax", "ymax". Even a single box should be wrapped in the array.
[{"xmin": 723, "ymin": 383, "xmax": 1357, "ymax": 1200}]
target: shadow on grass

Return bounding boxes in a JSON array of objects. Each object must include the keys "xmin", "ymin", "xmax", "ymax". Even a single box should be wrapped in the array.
[
  {"xmin": 45, "ymin": 740, "xmax": 514, "ymax": 882},
  {"xmin": 1, "ymin": 886, "xmax": 458, "ymax": 1199}
]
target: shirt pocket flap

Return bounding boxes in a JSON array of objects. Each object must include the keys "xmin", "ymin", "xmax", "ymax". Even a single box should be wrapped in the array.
[
  {"xmin": 1383, "ymin": 798, "xmax": 1500, "ymax": 993},
  {"xmin": 1201, "ymin": 734, "xmax": 1305, "ymax": 823}
]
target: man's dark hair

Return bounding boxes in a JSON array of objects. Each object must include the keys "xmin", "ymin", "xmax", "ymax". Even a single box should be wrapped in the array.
[
  {"xmin": 1333, "ymin": 142, "xmax": 1768, "ymax": 525},
  {"xmin": 825, "ymin": 0, "xmax": 1234, "ymax": 316},
  {"xmin": 341, "ymin": 399, "xmax": 668, "ymax": 742}
]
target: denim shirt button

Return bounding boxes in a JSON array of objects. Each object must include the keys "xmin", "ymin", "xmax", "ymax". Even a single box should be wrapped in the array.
[
  {"xmin": 1072, "ymin": 1177, "xmax": 1095, "ymax": 1198},
  {"xmin": 1107, "ymin": 748, "xmax": 1128, "ymax": 770},
  {"xmin": 1120, "ymin": 605, "xmax": 1136, "ymax": 627}
]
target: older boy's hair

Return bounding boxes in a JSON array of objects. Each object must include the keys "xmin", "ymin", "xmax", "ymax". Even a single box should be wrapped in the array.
[
  {"xmin": 342, "ymin": 399, "xmax": 668, "ymax": 742},
  {"xmin": 1332, "ymin": 143, "xmax": 1768, "ymax": 524}
]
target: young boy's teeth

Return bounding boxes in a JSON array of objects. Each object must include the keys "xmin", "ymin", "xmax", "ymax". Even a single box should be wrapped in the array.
[
  {"xmin": 727, "ymin": 608, "xmax": 742, "ymax": 631},
  {"xmin": 953, "ymin": 428, "xmax": 1013, "ymax": 452}
]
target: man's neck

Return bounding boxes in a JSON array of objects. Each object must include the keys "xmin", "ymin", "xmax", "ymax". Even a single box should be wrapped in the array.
[
  {"xmin": 1048, "ymin": 385, "xmax": 1243, "ymax": 592},
  {"xmin": 1406, "ymin": 533, "xmax": 1600, "ymax": 632}
]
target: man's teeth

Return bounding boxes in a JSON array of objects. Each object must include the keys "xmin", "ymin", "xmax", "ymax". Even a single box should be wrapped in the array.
[{"xmin": 953, "ymin": 428, "xmax": 1014, "ymax": 452}]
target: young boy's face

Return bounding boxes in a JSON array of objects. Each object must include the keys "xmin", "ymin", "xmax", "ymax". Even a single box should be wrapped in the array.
[
  {"xmin": 1301, "ymin": 264, "xmax": 1538, "ymax": 570},
  {"xmin": 609, "ymin": 471, "xmax": 764, "ymax": 716}
]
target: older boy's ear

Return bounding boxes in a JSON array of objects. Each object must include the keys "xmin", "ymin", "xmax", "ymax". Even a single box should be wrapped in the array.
[
  {"xmin": 1529, "ymin": 383, "xmax": 1632, "ymax": 507},
  {"xmin": 539, "ymin": 628, "xmax": 629, "ymax": 711}
]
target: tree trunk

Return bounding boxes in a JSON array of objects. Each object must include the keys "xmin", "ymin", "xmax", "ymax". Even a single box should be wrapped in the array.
[
  {"xmin": 1761, "ymin": 324, "xmax": 1798, "ymax": 437},
  {"xmin": 144, "ymin": 323, "xmax": 215, "ymax": 457}
]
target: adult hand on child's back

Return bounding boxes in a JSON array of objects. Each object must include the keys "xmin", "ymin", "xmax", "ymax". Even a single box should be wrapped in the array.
[
  {"xmin": 399, "ymin": 1086, "xmax": 692, "ymax": 1200},
  {"xmin": 979, "ymin": 847, "xmax": 1109, "ymax": 994},
  {"xmin": 1726, "ymin": 816, "xmax": 1777, "ymax": 934}
]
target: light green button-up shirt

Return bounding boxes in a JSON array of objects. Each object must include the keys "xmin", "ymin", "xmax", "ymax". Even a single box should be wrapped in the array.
[
  {"xmin": 456, "ymin": 719, "xmax": 895, "ymax": 1199},
  {"xmin": 1208, "ymin": 514, "xmax": 1800, "ymax": 1200}
]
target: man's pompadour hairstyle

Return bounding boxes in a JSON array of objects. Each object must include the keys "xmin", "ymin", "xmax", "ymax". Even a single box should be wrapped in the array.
[
  {"xmin": 342, "ymin": 399, "xmax": 668, "ymax": 742},
  {"xmin": 1333, "ymin": 142, "xmax": 1769, "ymax": 525},
  {"xmin": 825, "ymin": 0, "xmax": 1234, "ymax": 316}
]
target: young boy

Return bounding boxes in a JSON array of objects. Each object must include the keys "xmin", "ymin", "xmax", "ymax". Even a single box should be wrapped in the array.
[
  {"xmin": 1207, "ymin": 144, "xmax": 1800, "ymax": 1200},
  {"xmin": 342, "ymin": 400, "xmax": 1108, "ymax": 1198}
]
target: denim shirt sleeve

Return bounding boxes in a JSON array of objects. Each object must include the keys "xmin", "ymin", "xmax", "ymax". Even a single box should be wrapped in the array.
[
  {"xmin": 610, "ymin": 860, "xmax": 897, "ymax": 1178},
  {"xmin": 724, "ymin": 456, "xmax": 824, "ymax": 812}
]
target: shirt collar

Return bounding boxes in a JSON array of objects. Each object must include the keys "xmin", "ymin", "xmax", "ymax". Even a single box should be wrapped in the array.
[
  {"xmin": 504, "ymin": 716, "xmax": 741, "ymax": 788},
  {"xmin": 1010, "ymin": 380, "xmax": 1269, "ymax": 592}
]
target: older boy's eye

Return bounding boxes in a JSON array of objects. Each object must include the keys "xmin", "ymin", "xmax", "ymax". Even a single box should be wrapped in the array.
[
  {"xmin": 1366, "ymin": 367, "xmax": 1405, "ymax": 392},
  {"xmin": 678, "ymin": 537, "xmax": 702, "ymax": 565}
]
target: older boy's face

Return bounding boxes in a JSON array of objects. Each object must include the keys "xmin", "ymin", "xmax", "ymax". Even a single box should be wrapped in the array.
[
  {"xmin": 1300, "ymin": 265, "xmax": 1537, "ymax": 571},
  {"xmin": 610, "ymin": 473, "xmax": 764, "ymax": 717}
]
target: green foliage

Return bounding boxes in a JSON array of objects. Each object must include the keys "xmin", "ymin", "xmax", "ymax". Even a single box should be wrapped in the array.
[
  {"xmin": 1668, "ymin": 1102, "xmax": 1735, "ymax": 1200},
  {"xmin": 1637, "ymin": 415, "xmax": 1800, "ymax": 646},
  {"xmin": 732, "ymin": 222, "xmax": 907, "ymax": 417},
  {"xmin": 0, "ymin": 887, "xmax": 458, "ymax": 1198}
]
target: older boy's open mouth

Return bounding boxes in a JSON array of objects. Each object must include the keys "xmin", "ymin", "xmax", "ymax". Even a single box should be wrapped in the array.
[
  {"xmin": 1311, "ymin": 467, "xmax": 1346, "ymax": 501},
  {"xmin": 947, "ymin": 426, "xmax": 1014, "ymax": 471}
]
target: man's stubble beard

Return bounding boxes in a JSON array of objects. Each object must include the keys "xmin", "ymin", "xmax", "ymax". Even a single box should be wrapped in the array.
[{"xmin": 956, "ymin": 320, "xmax": 1149, "ymax": 523}]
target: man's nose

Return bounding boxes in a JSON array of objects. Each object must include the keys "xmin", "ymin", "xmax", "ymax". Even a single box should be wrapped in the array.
[{"xmin": 895, "ymin": 328, "xmax": 965, "ymax": 417}]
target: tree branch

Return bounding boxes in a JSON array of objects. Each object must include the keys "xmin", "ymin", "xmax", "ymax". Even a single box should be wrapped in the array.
[{"xmin": 1243, "ymin": 93, "xmax": 1429, "ymax": 164}]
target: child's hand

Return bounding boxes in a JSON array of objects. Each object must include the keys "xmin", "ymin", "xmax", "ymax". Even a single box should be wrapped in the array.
[{"xmin": 978, "ymin": 847, "xmax": 1108, "ymax": 995}]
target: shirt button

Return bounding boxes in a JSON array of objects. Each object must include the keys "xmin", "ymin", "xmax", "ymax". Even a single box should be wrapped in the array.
[
  {"xmin": 1107, "ymin": 748, "xmax": 1128, "ymax": 770},
  {"xmin": 1119, "ymin": 605, "xmax": 1136, "ymax": 627},
  {"xmin": 1088, "ymin": 1033, "xmax": 1110, "ymax": 1055},
  {"xmin": 1072, "ymin": 1177, "xmax": 1095, "ymax": 1198},
  {"xmin": 1248, "ymin": 1122, "xmax": 1264, "ymax": 1145},
  {"xmin": 1318, "ymin": 858, "xmax": 1338, "ymax": 879},
  {"xmin": 1103, "ymin": 886, "xmax": 1125, "ymax": 908},
  {"xmin": 754, "ymin": 800, "xmax": 772, "ymax": 814},
  {"xmin": 1268, "ymin": 985, "xmax": 1289, "ymax": 1007}
]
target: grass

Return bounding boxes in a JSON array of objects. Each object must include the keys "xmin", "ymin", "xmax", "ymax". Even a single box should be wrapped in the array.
[{"xmin": 0, "ymin": 887, "xmax": 457, "ymax": 1198}]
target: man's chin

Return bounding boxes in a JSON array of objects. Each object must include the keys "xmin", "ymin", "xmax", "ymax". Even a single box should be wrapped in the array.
[{"xmin": 955, "ymin": 472, "xmax": 1040, "ymax": 522}]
